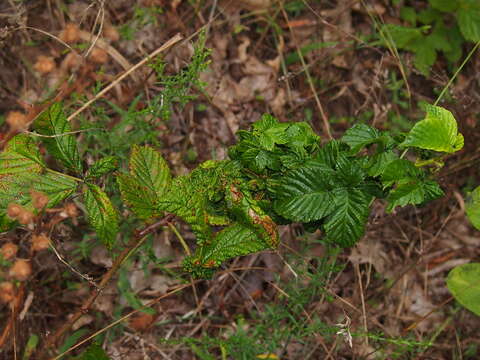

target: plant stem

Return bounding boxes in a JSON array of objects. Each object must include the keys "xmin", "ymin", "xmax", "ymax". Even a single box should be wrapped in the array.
[
  {"xmin": 168, "ymin": 222, "xmax": 191, "ymax": 256},
  {"xmin": 37, "ymin": 214, "xmax": 174, "ymax": 359},
  {"xmin": 434, "ymin": 41, "xmax": 480, "ymax": 106}
]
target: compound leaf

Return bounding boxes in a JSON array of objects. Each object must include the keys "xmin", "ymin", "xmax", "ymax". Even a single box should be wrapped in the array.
[
  {"xmin": 272, "ymin": 163, "xmax": 336, "ymax": 222},
  {"xmin": 83, "ymin": 183, "xmax": 119, "ymax": 248},
  {"xmin": 466, "ymin": 186, "xmax": 480, "ymax": 230},
  {"xmin": 401, "ymin": 105, "xmax": 464, "ymax": 153},
  {"xmin": 447, "ymin": 262, "xmax": 480, "ymax": 316},
  {"xmin": 324, "ymin": 188, "xmax": 371, "ymax": 247},
  {"xmin": 34, "ymin": 103, "xmax": 83, "ymax": 174},
  {"xmin": 86, "ymin": 156, "xmax": 118, "ymax": 179}
]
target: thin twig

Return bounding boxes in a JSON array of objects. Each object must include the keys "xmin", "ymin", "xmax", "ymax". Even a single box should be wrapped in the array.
[
  {"xmin": 38, "ymin": 214, "xmax": 174, "ymax": 358},
  {"xmin": 280, "ymin": 6, "xmax": 332, "ymax": 139},
  {"xmin": 49, "ymin": 242, "xmax": 98, "ymax": 288},
  {"xmin": 434, "ymin": 40, "xmax": 480, "ymax": 106},
  {"xmin": 51, "ymin": 282, "xmax": 195, "ymax": 360},
  {"xmin": 23, "ymin": 128, "xmax": 103, "ymax": 138},
  {"xmin": 66, "ymin": 33, "xmax": 183, "ymax": 122}
]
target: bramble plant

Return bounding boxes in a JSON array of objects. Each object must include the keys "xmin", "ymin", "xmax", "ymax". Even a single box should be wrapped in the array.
[{"xmin": 0, "ymin": 103, "xmax": 464, "ymax": 278}]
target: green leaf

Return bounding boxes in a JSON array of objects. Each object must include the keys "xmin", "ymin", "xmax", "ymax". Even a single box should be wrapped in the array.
[
  {"xmin": 429, "ymin": 0, "xmax": 459, "ymax": 12},
  {"xmin": 401, "ymin": 105, "xmax": 464, "ymax": 153},
  {"xmin": 364, "ymin": 151, "xmax": 398, "ymax": 177},
  {"xmin": 58, "ymin": 329, "xmax": 89, "ymax": 354},
  {"xmin": 447, "ymin": 263, "xmax": 480, "ymax": 316},
  {"xmin": 74, "ymin": 342, "xmax": 110, "ymax": 360},
  {"xmin": 386, "ymin": 180, "xmax": 443, "ymax": 212},
  {"xmin": 381, "ymin": 159, "xmax": 422, "ymax": 188},
  {"xmin": 380, "ymin": 24, "xmax": 423, "ymax": 48},
  {"xmin": 324, "ymin": 188, "xmax": 371, "ymax": 247},
  {"xmin": 400, "ymin": 6, "xmax": 417, "ymax": 25},
  {"xmin": 86, "ymin": 156, "xmax": 118, "ymax": 179},
  {"xmin": 272, "ymin": 163, "xmax": 336, "ymax": 222},
  {"xmin": 117, "ymin": 146, "xmax": 171, "ymax": 221},
  {"xmin": 83, "ymin": 183, "xmax": 119, "ymax": 248},
  {"xmin": 466, "ymin": 186, "xmax": 480, "ymax": 230},
  {"xmin": 117, "ymin": 174, "xmax": 161, "ymax": 220},
  {"xmin": 0, "ymin": 135, "xmax": 77, "ymax": 212},
  {"xmin": 409, "ymin": 37, "xmax": 438, "ymax": 76},
  {"xmin": 129, "ymin": 145, "xmax": 171, "ymax": 198},
  {"xmin": 22, "ymin": 334, "xmax": 39, "ymax": 360},
  {"xmin": 341, "ymin": 124, "xmax": 382, "ymax": 153},
  {"xmin": 183, "ymin": 223, "xmax": 271, "ymax": 278},
  {"xmin": 457, "ymin": 1, "xmax": 480, "ymax": 42},
  {"xmin": 34, "ymin": 103, "xmax": 83, "ymax": 174}
]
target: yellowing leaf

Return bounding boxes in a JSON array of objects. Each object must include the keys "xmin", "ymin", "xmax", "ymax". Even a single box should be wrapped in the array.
[
  {"xmin": 401, "ymin": 105, "xmax": 463, "ymax": 153},
  {"xmin": 257, "ymin": 354, "xmax": 279, "ymax": 359}
]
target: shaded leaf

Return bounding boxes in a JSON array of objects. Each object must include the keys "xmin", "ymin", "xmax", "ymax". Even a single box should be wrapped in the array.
[
  {"xmin": 381, "ymin": 159, "xmax": 422, "ymax": 188},
  {"xmin": 466, "ymin": 186, "xmax": 480, "ymax": 230},
  {"xmin": 447, "ymin": 262, "xmax": 480, "ymax": 316},
  {"xmin": 75, "ymin": 342, "xmax": 110, "ymax": 360},
  {"xmin": 341, "ymin": 124, "xmax": 382, "ymax": 153},
  {"xmin": 457, "ymin": 1, "xmax": 480, "ymax": 42},
  {"xmin": 429, "ymin": 0, "xmax": 459, "ymax": 12},
  {"xmin": 272, "ymin": 162, "xmax": 336, "ymax": 222},
  {"xmin": 324, "ymin": 188, "xmax": 371, "ymax": 247},
  {"xmin": 83, "ymin": 183, "xmax": 119, "ymax": 248},
  {"xmin": 386, "ymin": 180, "xmax": 443, "ymax": 212}
]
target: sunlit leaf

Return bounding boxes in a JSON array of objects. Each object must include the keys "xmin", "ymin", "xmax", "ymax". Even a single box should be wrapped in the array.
[{"xmin": 401, "ymin": 105, "xmax": 463, "ymax": 153}]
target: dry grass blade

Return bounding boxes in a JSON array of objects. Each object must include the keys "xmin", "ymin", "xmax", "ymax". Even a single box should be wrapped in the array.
[{"xmin": 66, "ymin": 33, "xmax": 183, "ymax": 122}]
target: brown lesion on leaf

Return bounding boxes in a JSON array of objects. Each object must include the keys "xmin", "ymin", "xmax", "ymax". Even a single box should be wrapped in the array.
[
  {"xmin": 248, "ymin": 208, "xmax": 278, "ymax": 248},
  {"xmin": 229, "ymin": 184, "xmax": 243, "ymax": 203}
]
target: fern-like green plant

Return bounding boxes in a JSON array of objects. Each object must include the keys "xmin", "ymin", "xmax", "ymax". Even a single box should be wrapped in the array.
[{"xmin": 0, "ymin": 103, "xmax": 463, "ymax": 278}]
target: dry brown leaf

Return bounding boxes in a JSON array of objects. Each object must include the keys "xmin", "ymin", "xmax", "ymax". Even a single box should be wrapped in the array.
[
  {"xmin": 129, "ymin": 312, "xmax": 156, "ymax": 332},
  {"xmin": 349, "ymin": 239, "xmax": 388, "ymax": 274}
]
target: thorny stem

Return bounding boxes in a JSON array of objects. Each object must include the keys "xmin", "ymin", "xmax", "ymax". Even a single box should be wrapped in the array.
[{"xmin": 37, "ymin": 214, "xmax": 174, "ymax": 359}]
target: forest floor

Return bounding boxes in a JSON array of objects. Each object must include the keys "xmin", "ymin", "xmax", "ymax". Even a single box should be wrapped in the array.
[{"xmin": 1, "ymin": 0, "xmax": 480, "ymax": 359}]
